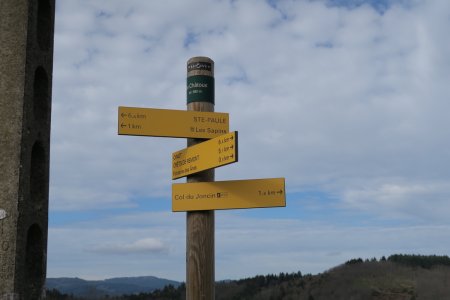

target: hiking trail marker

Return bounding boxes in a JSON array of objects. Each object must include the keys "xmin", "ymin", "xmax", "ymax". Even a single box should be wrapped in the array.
[
  {"xmin": 118, "ymin": 56, "xmax": 286, "ymax": 300},
  {"xmin": 118, "ymin": 106, "xmax": 229, "ymax": 138},
  {"xmin": 172, "ymin": 131, "xmax": 238, "ymax": 179},
  {"xmin": 172, "ymin": 178, "xmax": 285, "ymax": 211}
]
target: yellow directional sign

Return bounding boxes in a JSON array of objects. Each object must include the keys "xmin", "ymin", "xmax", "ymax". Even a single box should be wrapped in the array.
[
  {"xmin": 118, "ymin": 106, "xmax": 229, "ymax": 138},
  {"xmin": 172, "ymin": 178, "xmax": 286, "ymax": 211},
  {"xmin": 172, "ymin": 131, "xmax": 238, "ymax": 179}
]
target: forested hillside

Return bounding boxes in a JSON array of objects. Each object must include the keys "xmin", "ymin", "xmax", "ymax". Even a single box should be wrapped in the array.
[{"xmin": 47, "ymin": 254, "xmax": 450, "ymax": 300}]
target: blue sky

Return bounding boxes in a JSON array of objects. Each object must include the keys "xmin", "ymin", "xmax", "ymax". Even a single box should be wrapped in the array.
[{"xmin": 48, "ymin": 0, "xmax": 450, "ymax": 281}]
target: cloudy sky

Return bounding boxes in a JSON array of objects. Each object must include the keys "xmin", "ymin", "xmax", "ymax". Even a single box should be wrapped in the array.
[{"xmin": 48, "ymin": 0, "xmax": 450, "ymax": 281}]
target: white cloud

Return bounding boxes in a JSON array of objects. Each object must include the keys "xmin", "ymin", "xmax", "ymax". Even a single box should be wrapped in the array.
[
  {"xmin": 87, "ymin": 238, "xmax": 168, "ymax": 255},
  {"xmin": 342, "ymin": 180, "xmax": 450, "ymax": 222},
  {"xmin": 47, "ymin": 212, "xmax": 186, "ymax": 280},
  {"xmin": 48, "ymin": 211, "xmax": 450, "ymax": 280}
]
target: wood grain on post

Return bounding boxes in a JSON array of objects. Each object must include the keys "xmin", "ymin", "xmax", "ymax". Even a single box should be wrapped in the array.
[{"xmin": 186, "ymin": 57, "xmax": 215, "ymax": 300}]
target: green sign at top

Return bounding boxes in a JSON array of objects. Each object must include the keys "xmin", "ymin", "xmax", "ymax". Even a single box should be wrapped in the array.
[{"xmin": 187, "ymin": 75, "xmax": 215, "ymax": 104}]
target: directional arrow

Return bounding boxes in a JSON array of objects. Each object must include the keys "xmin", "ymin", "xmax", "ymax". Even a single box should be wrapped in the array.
[
  {"xmin": 118, "ymin": 106, "xmax": 229, "ymax": 138},
  {"xmin": 172, "ymin": 177, "xmax": 286, "ymax": 211},
  {"xmin": 172, "ymin": 131, "xmax": 238, "ymax": 179}
]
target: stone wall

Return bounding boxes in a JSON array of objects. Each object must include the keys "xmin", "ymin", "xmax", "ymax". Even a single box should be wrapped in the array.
[{"xmin": 0, "ymin": 0, "xmax": 55, "ymax": 298}]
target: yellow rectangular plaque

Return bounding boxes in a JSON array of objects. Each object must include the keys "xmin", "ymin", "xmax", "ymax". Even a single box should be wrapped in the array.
[
  {"xmin": 118, "ymin": 106, "xmax": 229, "ymax": 138},
  {"xmin": 172, "ymin": 178, "xmax": 286, "ymax": 211},
  {"xmin": 172, "ymin": 131, "xmax": 238, "ymax": 179}
]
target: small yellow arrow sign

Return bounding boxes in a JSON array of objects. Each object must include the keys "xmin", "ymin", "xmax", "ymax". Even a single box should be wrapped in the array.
[
  {"xmin": 172, "ymin": 178, "xmax": 286, "ymax": 211},
  {"xmin": 118, "ymin": 106, "xmax": 229, "ymax": 138},
  {"xmin": 172, "ymin": 131, "xmax": 238, "ymax": 179}
]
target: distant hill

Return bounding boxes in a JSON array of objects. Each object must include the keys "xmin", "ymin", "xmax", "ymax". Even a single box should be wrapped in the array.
[
  {"xmin": 213, "ymin": 254, "xmax": 450, "ymax": 300},
  {"xmin": 47, "ymin": 254, "xmax": 450, "ymax": 299},
  {"xmin": 46, "ymin": 276, "xmax": 181, "ymax": 298}
]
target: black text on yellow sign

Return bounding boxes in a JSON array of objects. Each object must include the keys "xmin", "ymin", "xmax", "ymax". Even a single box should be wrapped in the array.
[
  {"xmin": 172, "ymin": 178, "xmax": 286, "ymax": 212},
  {"xmin": 172, "ymin": 131, "xmax": 238, "ymax": 179},
  {"xmin": 118, "ymin": 106, "xmax": 229, "ymax": 138}
]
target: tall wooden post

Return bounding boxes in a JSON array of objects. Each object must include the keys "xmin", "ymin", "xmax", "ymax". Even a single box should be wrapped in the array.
[
  {"xmin": 186, "ymin": 57, "xmax": 215, "ymax": 300},
  {"xmin": 0, "ymin": 0, "xmax": 55, "ymax": 299}
]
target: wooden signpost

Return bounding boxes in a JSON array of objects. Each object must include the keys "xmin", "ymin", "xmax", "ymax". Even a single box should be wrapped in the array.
[{"xmin": 118, "ymin": 56, "xmax": 286, "ymax": 300}]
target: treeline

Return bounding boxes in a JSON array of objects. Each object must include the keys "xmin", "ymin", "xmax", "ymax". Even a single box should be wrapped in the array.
[
  {"xmin": 46, "ymin": 272, "xmax": 303, "ymax": 300},
  {"xmin": 388, "ymin": 254, "xmax": 450, "ymax": 269},
  {"xmin": 47, "ymin": 254, "xmax": 450, "ymax": 300},
  {"xmin": 46, "ymin": 289, "xmax": 78, "ymax": 300},
  {"xmin": 345, "ymin": 254, "xmax": 450, "ymax": 269},
  {"xmin": 46, "ymin": 286, "xmax": 183, "ymax": 300}
]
